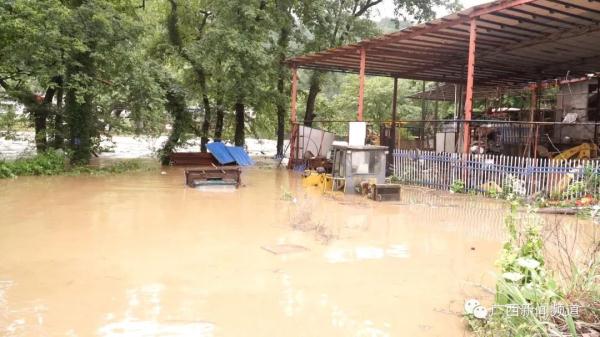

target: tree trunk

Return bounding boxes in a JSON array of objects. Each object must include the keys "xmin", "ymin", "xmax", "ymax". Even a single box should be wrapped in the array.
[
  {"xmin": 199, "ymin": 82, "xmax": 211, "ymax": 152},
  {"xmin": 214, "ymin": 94, "xmax": 224, "ymax": 141},
  {"xmin": 194, "ymin": 65, "xmax": 212, "ymax": 151},
  {"xmin": 234, "ymin": 101, "xmax": 245, "ymax": 146},
  {"xmin": 32, "ymin": 76, "xmax": 61, "ymax": 152},
  {"xmin": 160, "ymin": 86, "xmax": 188, "ymax": 165},
  {"xmin": 304, "ymin": 72, "xmax": 321, "ymax": 127},
  {"xmin": 275, "ymin": 25, "xmax": 290, "ymax": 157},
  {"xmin": 66, "ymin": 52, "xmax": 95, "ymax": 164},
  {"xmin": 32, "ymin": 109, "xmax": 48, "ymax": 152},
  {"xmin": 53, "ymin": 77, "xmax": 64, "ymax": 149},
  {"xmin": 276, "ymin": 78, "xmax": 286, "ymax": 157},
  {"xmin": 167, "ymin": 0, "xmax": 212, "ymax": 152}
]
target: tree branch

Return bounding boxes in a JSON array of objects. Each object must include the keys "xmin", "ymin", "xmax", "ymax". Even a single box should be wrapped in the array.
[
  {"xmin": 0, "ymin": 78, "xmax": 10, "ymax": 91},
  {"xmin": 354, "ymin": 0, "xmax": 383, "ymax": 17},
  {"xmin": 195, "ymin": 10, "xmax": 211, "ymax": 39}
]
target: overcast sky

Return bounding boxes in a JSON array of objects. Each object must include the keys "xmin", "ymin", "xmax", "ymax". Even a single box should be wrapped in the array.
[{"xmin": 373, "ymin": 0, "xmax": 491, "ymax": 20}]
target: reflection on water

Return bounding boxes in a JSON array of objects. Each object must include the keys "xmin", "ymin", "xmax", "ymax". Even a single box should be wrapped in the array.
[
  {"xmin": 279, "ymin": 272, "xmax": 391, "ymax": 337},
  {"xmin": 98, "ymin": 284, "xmax": 214, "ymax": 337},
  {"xmin": 99, "ymin": 320, "xmax": 214, "ymax": 337},
  {"xmin": 0, "ymin": 280, "xmax": 46, "ymax": 337},
  {"xmin": 325, "ymin": 244, "xmax": 409, "ymax": 263},
  {"xmin": 0, "ymin": 167, "xmax": 594, "ymax": 337}
]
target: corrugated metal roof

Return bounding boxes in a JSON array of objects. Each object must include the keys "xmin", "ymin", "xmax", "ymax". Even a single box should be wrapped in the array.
[
  {"xmin": 408, "ymin": 83, "xmax": 529, "ymax": 101},
  {"xmin": 206, "ymin": 142, "xmax": 254, "ymax": 166},
  {"xmin": 228, "ymin": 147, "xmax": 254, "ymax": 166},
  {"xmin": 286, "ymin": 0, "xmax": 600, "ymax": 86},
  {"xmin": 206, "ymin": 142, "xmax": 235, "ymax": 165}
]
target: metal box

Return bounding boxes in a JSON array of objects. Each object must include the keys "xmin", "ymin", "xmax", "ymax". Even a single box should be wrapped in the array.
[{"xmin": 331, "ymin": 144, "xmax": 388, "ymax": 194}]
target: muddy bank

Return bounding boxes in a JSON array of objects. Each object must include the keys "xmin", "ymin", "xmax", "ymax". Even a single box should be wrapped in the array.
[{"xmin": 0, "ymin": 168, "xmax": 591, "ymax": 336}]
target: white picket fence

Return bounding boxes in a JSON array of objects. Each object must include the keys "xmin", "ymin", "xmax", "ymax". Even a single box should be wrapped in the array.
[{"xmin": 393, "ymin": 150, "xmax": 600, "ymax": 200}]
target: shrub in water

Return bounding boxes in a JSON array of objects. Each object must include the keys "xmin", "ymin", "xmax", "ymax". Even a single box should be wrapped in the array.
[{"xmin": 0, "ymin": 150, "xmax": 67, "ymax": 178}]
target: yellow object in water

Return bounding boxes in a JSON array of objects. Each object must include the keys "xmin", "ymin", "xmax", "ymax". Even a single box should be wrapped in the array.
[
  {"xmin": 322, "ymin": 174, "xmax": 333, "ymax": 191},
  {"xmin": 302, "ymin": 170, "xmax": 322, "ymax": 187},
  {"xmin": 302, "ymin": 170, "xmax": 333, "ymax": 192}
]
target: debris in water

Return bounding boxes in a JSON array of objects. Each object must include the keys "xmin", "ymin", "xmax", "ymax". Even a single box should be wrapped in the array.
[
  {"xmin": 473, "ymin": 305, "xmax": 488, "ymax": 319},
  {"xmin": 261, "ymin": 244, "xmax": 308, "ymax": 255},
  {"xmin": 185, "ymin": 167, "xmax": 241, "ymax": 188},
  {"xmin": 464, "ymin": 299, "xmax": 480, "ymax": 314}
]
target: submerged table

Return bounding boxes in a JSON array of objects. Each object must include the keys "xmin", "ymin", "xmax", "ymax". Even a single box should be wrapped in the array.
[{"xmin": 184, "ymin": 166, "xmax": 242, "ymax": 188}]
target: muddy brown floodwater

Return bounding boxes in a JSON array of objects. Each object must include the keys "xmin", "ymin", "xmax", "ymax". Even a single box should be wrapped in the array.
[{"xmin": 0, "ymin": 166, "xmax": 589, "ymax": 337}]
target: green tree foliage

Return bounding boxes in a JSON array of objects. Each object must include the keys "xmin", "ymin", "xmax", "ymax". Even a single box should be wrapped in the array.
[
  {"xmin": 296, "ymin": 0, "xmax": 458, "ymax": 126},
  {"xmin": 1, "ymin": 0, "xmax": 460, "ymax": 163},
  {"xmin": 0, "ymin": 0, "xmax": 165, "ymax": 163},
  {"xmin": 392, "ymin": 0, "xmax": 461, "ymax": 21},
  {"xmin": 301, "ymin": 76, "xmax": 453, "ymax": 135}
]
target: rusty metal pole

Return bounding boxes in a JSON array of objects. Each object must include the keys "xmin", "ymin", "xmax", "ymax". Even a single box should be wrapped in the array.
[
  {"xmin": 290, "ymin": 65, "xmax": 298, "ymax": 124},
  {"xmin": 530, "ymin": 82, "xmax": 539, "ymax": 157},
  {"xmin": 357, "ymin": 47, "xmax": 366, "ymax": 122},
  {"xmin": 288, "ymin": 65, "xmax": 299, "ymax": 168},
  {"xmin": 434, "ymin": 82, "xmax": 439, "ymax": 151},
  {"xmin": 463, "ymin": 18, "xmax": 477, "ymax": 154},
  {"xmin": 421, "ymin": 80, "xmax": 426, "ymax": 149},
  {"xmin": 388, "ymin": 77, "xmax": 398, "ymax": 175},
  {"xmin": 596, "ymin": 77, "xmax": 600, "ymax": 144}
]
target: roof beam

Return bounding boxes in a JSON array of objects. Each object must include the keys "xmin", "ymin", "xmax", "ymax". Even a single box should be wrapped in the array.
[
  {"xmin": 525, "ymin": 2, "xmax": 598, "ymax": 23},
  {"xmin": 505, "ymin": 7, "xmax": 580, "ymax": 27},
  {"xmin": 474, "ymin": 53, "xmax": 600, "ymax": 84},
  {"xmin": 475, "ymin": 17, "xmax": 547, "ymax": 35},
  {"xmin": 487, "ymin": 12, "xmax": 562, "ymax": 29},
  {"xmin": 395, "ymin": 21, "xmax": 600, "ymax": 80},
  {"xmin": 546, "ymin": 0, "xmax": 600, "ymax": 16},
  {"xmin": 468, "ymin": 0, "xmax": 538, "ymax": 16},
  {"xmin": 288, "ymin": 0, "xmax": 537, "ymax": 65},
  {"xmin": 477, "ymin": 22, "xmax": 600, "ymax": 62},
  {"xmin": 448, "ymin": 26, "xmax": 522, "ymax": 43}
]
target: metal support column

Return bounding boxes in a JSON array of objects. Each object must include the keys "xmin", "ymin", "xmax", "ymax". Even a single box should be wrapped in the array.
[
  {"xmin": 434, "ymin": 82, "xmax": 439, "ymax": 151},
  {"xmin": 596, "ymin": 77, "xmax": 600, "ymax": 144},
  {"xmin": 357, "ymin": 47, "xmax": 366, "ymax": 122},
  {"xmin": 388, "ymin": 77, "xmax": 398, "ymax": 175},
  {"xmin": 290, "ymin": 65, "xmax": 298, "ymax": 124},
  {"xmin": 463, "ymin": 19, "xmax": 477, "ymax": 153},
  {"xmin": 288, "ymin": 65, "xmax": 299, "ymax": 168},
  {"xmin": 420, "ymin": 80, "xmax": 426, "ymax": 149}
]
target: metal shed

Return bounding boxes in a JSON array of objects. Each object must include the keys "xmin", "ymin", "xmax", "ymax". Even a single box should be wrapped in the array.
[{"xmin": 285, "ymin": 0, "xmax": 600, "ymax": 155}]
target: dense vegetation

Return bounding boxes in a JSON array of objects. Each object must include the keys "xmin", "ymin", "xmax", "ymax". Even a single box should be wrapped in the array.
[
  {"xmin": 0, "ymin": 149, "xmax": 152, "ymax": 178},
  {"xmin": 466, "ymin": 204, "xmax": 599, "ymax": 337},
  {"xmin": 0, "ymin": 0, "xmax": 459, "ymax": 165},
  {"xmin": 2, "ymin": 2, "xmax": 599, "ymax": 336}
]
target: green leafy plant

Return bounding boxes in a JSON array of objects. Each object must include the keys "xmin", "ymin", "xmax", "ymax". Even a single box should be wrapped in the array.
[
  {"xmin": 467, "ymin": 204, "xmax": 599, "ymax": 337},
  {"xmin": 0, "ymin": 151, "xmax": 152, "ymax": 179},
  {"xmin": 0, "ymin": 150, "xmax": 66, "ymax": 178},
  {"xmin": 450, "ymin": 179, "xmax": 465, "ymax": 193}
]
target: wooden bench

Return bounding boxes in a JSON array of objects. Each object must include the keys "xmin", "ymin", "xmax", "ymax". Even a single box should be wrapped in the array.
[
  {"xmin": 184, "ymin": 167, "xmax": 241, "ymax": 188},
  {"xmin": 169, "ymin": 152, "xmax": 220, "ymax": 166}
]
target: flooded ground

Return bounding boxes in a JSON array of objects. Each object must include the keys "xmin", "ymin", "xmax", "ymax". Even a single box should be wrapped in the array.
[
  {"xmin": 0, "ymin": 167, "xmax": 593, "ymax": 337},
  {"xmin": 0, "ymin": 132, "xmax": 285, "ymax": 159}
]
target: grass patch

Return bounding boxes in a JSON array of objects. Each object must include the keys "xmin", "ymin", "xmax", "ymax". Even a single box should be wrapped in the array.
[
  {"xmin": 0, "ymin": 150, "xmax": 66, "ymax": 178},
  {"xmin": 68, "ymin": 160, "xmax": 153, "ymax": 176},
  {"xmin": 0, "ymin": 150, "xmax": 155, "ymax": 179}
]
